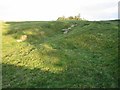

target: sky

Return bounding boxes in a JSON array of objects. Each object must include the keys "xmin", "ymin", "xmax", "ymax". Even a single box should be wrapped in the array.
[{"xmin": 0, "ymin": 0, "xmax": 119, "ymax": 21}]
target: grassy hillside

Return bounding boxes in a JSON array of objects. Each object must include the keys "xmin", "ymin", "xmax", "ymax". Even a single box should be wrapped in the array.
[{"xmin": 2, "ymin": 20, "xmax": 119, "ymax": 88}]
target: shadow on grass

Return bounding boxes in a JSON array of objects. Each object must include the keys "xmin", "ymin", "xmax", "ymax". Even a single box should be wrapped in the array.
[
  {"xmin": 2, "ymin": 63, "xmax": 67, "ymax": 88},
  {"xmin": 2, "ymin": 61, "xmax": 118, "ymax": 88}
]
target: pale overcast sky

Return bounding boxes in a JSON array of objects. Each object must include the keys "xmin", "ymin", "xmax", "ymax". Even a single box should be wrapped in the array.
[{"xmin": 0, "ymin": 0, "xmax": 119, "ymax": 21}]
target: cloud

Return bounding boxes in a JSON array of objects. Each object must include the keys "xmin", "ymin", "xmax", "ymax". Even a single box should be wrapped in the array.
[{"xmin": 79, "ymin": 0, "xmax": 118, "ymax": 20}]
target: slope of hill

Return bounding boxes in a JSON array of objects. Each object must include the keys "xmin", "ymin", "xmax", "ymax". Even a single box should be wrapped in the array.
[{"xmin": 2, "ymin": 20, "xmax": 119, "ymax": 88}]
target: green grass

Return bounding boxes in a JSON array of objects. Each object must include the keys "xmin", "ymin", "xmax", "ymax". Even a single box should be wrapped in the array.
[{"xmin": 2, "ymin": 20, "xmax": 119, "ymax": 88}]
